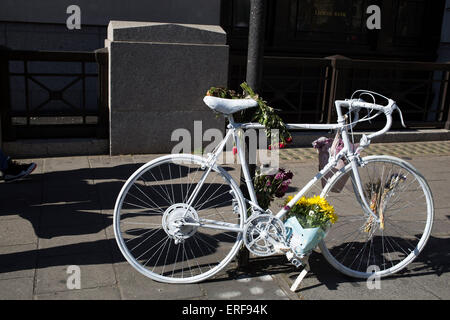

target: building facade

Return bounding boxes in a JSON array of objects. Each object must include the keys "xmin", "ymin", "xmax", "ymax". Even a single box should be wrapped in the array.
[
  {"xmin": 0, "ymin": 0, "xmax": 449, "ymax": 145},
  {"xmin": 222, "ymin": 0, "xmax": 447, "ymax": 61}
]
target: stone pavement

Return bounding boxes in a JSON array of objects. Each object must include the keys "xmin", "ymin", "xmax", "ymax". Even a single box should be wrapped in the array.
[
  {"xmin": 279, "ymin": 139, "xmax": 450, "ymax": 161},
  {"xmin": 0, "ymin": 140, "xmax": 449, "ymax": 300}
]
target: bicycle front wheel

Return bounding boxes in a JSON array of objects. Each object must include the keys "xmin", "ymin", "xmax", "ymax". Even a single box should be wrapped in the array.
[
  {"xmin": 114, "ymin": 154, "xmax": 245, "ymax": 283},
  {"xmin": 319, "ymin": 155, "xmax": 434, "ymax": 278}
]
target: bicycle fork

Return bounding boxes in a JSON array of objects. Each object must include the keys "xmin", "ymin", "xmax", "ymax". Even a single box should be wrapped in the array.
[{"xmin": 348, "ymin": 156, "xmax": 381, "ymax": 222}]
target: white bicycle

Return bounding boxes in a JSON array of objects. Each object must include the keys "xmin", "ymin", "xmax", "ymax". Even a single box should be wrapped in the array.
[{"xmin": 113, "ymin": 90, "xmax": 434, "ymax": 284}]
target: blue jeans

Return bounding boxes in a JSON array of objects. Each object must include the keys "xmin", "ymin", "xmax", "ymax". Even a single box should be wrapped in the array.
[{"xmin": 0, "ymin": 148, "xmax": 9, "ymax": 171}]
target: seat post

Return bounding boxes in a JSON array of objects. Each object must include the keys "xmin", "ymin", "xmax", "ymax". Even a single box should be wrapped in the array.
[{"xmin": 227, "ymin": 114, "xmax": 235, "ymax": 128}]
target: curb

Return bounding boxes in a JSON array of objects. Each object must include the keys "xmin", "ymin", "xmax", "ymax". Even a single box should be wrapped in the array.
[
  {"xmin": 2, "ymin": 138, "xmax": 109, "ymax": 158},
  {"xmin": 3, "ymin": 129, "xmax": 450, "ymax": 158}
]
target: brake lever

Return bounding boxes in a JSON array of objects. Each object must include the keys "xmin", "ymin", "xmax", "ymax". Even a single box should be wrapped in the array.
[{"xmin": 393, "ymin": 104, "xmax": 407, "ymax": 128}]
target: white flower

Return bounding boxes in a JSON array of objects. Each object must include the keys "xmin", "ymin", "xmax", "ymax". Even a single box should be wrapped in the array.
[{"xmin": 308, "ymin": 210, "xmax": 315, "ymax": 217}]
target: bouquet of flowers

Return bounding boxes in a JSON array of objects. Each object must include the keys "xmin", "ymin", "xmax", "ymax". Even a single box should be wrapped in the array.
[
  {"xmin": 363, "ymin": 173, "xmax": 406, "ymax": 236},
  {"xmin": 206, "ymin": 82, "xmax": 293, "ymax": 148},
  {"xmin": 285, "ymin": 195, "xmax": 337, "ymax": 230},
  {"xmin": 283, "ymin": 195, "xmax": 337, "ymax": 255},
  {"xmin": 254, "ymin": 168, "xmax": 293, "ymax": 210}
]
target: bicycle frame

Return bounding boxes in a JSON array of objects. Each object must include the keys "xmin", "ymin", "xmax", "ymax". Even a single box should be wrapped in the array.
[
  {"xmin": 114, "ymin": 92, "xmax": 433, "ymax": 284},
  {"xmin": 183, "ymin": 100, "xmax": 380, "ymax": 234}
]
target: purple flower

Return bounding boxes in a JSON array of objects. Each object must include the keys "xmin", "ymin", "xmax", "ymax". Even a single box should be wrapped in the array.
[
  {"xmin": 285, "ymin": 171, "xmax": 293, "ymax": 180},
  {"xmin": 274, "ymin": 170, "xmax": 293, "ymax": 181},
  {"xmin": 334, "ymin": 139, "xmax": 345, "ymax": 154},
  {"xmin": 275, "ymin": 181, "xmax": 290, "ymax": 198},
  {"xmin": 312, "ymin": 137, "xmax": 333, "ymax": 150}
]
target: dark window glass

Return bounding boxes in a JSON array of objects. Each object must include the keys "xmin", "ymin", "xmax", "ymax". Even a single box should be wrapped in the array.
[
  {"xmin": 289, "ymin": 0, "xmax": 368, "ymax": 44},
  {"xmin": 233, "ymin": 0, "xmax": 250, "ymax": 28},
  {"xmin": 393, "ymin": 0, "xmax": 426, "ymax": 45}
]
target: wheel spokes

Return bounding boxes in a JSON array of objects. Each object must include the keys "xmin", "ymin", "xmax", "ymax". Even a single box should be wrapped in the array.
[
  {"xmin": 322, "ymin": 158, "xmax": 432, "ymax": 276},
  {"xmin": 115, "ymin": 157, "xmax": 243, "ymax": 282}
]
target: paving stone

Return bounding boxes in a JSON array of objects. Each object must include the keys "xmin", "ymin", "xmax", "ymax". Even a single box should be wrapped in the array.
[
  {"xmin": 0, "ymin": 148, "xmax": 447, "ymax": 300},
  {"xmin": 407, "ymin": 272, "xmax": 450, "ymax": 300},
  {"xmin": 44, "ymin": 156, "xmax": 91, "ymax": 173},
  {"xmin": 88, "ymin": 155, "xmax": 138, "ymax": 179},
  {"xmin": 93, "ymin": 181, "xmax": 125, "ymax": 214},
  {"xmin": 88, "ymin": 155, "xmax": 139, "ymax": 212},
  {"xmin": 38, "ymin": 226, "xmax": 109, "ymax": 257},
  {"xmin": 200, "ymin": 272, "xmax": 290, "ymax": 300},
  {"xmin": 278, "ymin": 140, "xmax": 450, "ymax": 162},
  {"xmin": 431, "ymin": 218, "xmax": 450, "ymax": 236},
  {"xmin": 401, "ymin": 236, "xmax": 450, "ymax": 299},
  {"xmin": 35, "ymin": 252, "xmax": 116, "ymax": 294},
  {"xmin": 35, "ymin": 285, "xmax": 121, "ymax": 300},
  {"xmin": 0, "ymin": 201, "xmax": 41, "ymax": 223},
  {"xmin": 43, "ymin": 157, "xmax": 94, "ymax": 186},
  {"xmin": 285, "ymin": 252, "xmax": 441, "ymax": 300},
  {"xmin": 39, "ymin": 185, "xmax": 104, "ymax": 228},
  {"xmin": 0, "ymin": 179, "xmax": 43, "ymax": 219},
  {"xmin": 39, "ymin": 207, "xmax": 104, "ymax": 229},
  {"xmin": 290, "ymin": 272, "xmax": 440, "ymax": 300},
  {"xmin": 103, "ymin": 226, "xmax": 126, "ymax": 264},
  {"xmin": 0, "ymin": 277, "xmax": 34, "ymax": 300},
  {"xmin": 0, "ymin": 218, "xmax": 37, "ymax": 246},
  {"xmin": 0, "ymin": 244, "xmax": 37, "ymax": 280},
  {"xmin": 132, "ymin": 154, "xmax": 170, "ymax": 164},
  {"xmin": 115, "ymin": 263, "xmax": 204, "ymax": 300}
]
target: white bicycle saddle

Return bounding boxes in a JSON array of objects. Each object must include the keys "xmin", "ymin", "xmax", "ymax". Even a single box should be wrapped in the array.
[{"xmin": 203, "ymin": 96, "xmax": 258, "ymax": 115}]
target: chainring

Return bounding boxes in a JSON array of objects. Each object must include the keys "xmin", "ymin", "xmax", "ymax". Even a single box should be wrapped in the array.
[{"xmin": 243, "ymin": 214, "xmax": 287, "ymax": 256}]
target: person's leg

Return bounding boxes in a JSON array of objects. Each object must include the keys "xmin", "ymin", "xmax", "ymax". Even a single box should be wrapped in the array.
[
  {"xmin": 0, "ymin": 149, "xmax": 36, "ymax": 182},
  {"xmin": 0, "ymin": 148, "xmax": 10, "ymax": 172}
]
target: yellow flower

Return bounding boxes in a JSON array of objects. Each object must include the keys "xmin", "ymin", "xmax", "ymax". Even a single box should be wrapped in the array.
[
  {"xmin": 296, "ymin": 196, "xmax": 308, "ymax": 205},
  {"xmin": 327, "ymin": 211, "xmax": 338, "ymax": 224},
  {"xmin": 285, "ymin": 195, "xmax": 294, "ymax": 204},
  {"xmin": 284, "ymin": 194, "xmax": 338, "ymax": 224},
  {"xmin": 285, "ymin": 195, "xmax": 308, "ymax": 206}
]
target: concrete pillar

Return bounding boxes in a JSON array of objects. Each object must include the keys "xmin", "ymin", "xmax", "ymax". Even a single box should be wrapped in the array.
[{"xmin": 106, "ymin": 21, "xmax": 228, "ymax": 154}]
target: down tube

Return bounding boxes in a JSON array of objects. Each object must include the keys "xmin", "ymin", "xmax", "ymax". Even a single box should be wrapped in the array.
[{"xmin": 275, "ymin": 160, "xmax": 337, "ymax": 220}]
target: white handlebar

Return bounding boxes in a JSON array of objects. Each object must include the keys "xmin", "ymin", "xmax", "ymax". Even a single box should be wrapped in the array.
[{"xmin": 335, "ymin": 96, "xmax": 406, "ymax": 147}]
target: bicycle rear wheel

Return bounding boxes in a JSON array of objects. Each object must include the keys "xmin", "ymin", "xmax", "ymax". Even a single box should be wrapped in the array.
[
  {"xmin": 114, "ymin": 154, "xmax": 245, "ymax": 283},
  {"xmin": 319, "ymin": 155, "xmax": 434, "ymax": 278}
]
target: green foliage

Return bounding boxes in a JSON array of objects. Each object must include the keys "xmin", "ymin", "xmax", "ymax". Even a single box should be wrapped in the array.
[
  {"xmin": 206, "ymin": 83, "xmax": 292, "ymax": 146},
  {"xmin": 206, "ymin": 87, "xmax": 244, "ymax": 99},
  {"xmin": 253, "ymin": 168, "xmax": 293, "ymax": 210},
  {"xmin": 240, "ymin": 82, "xmax": 292, "ymax": 145}
]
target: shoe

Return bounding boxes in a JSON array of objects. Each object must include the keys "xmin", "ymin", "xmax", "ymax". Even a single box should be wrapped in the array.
[{"xmin": 2, "ymin": 160, "xmax": 37, "ymax": 182}]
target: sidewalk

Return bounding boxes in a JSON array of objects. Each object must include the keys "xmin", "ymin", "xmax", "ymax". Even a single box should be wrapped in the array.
[{"xmin": 0, "ymin": 140, "xmax": 449, "ymax": 300}]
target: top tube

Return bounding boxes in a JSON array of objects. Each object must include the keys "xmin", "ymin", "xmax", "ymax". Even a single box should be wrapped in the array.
[{"xmin": 239, "ymin": 122, "xmax": 341, "ymax": 130}]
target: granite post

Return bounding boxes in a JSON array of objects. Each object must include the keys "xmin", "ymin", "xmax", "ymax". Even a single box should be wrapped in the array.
[{"xmin": 106, "ymin": 21, "xmax": 227, "ymax": 154}]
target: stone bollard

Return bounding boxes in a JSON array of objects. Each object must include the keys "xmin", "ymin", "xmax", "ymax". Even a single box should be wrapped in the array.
[{"xmin": 106, "ymin": 21, "xmax": 228, "ymax": 155}]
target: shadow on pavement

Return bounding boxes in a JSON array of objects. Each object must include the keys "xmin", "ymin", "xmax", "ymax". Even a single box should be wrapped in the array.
[
  {"xmin": 289, "ymin": 235, "xmax": 450, "ymax": 292},
  {"xmin": 0, "ymin": 161, "xmax": 448, "ymax": 288},
  {"xmin": 0, "ymin": 160, "xmax": 243, "ymax": 278}
]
